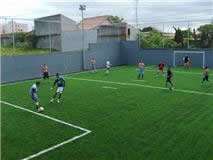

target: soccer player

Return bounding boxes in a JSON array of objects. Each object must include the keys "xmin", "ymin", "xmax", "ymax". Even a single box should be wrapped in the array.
[
  {"xmin": 106, "ymin": 60, "xmax": 111, "ymax": 74},
  {"xmin": 41, "ymin": 64, "xmax": 49, "ymax": 79},
  {"xmin": 90, "ymin": 58, "xmax": 96, "ymax": 73},
  {"xmin": 202, "ymin": 66, "xmax": 209, "ymax": 84},
  {"xmin": 157, "ymin": 61, "xmax": 165, "ymax": 76},
  {"xmin": 50, "ymin": 73, "xmax": 65, "ymax": 103},
  {"xmin": 183, "ymin": 56, "xmax": 190, "ymax": 69},
  {"xmin": 137, "ymin": 60, "xmax": 145, "ymax": 79},
  {"xmin": 29, "ymin": 81, "xmax": 44, "ymax": 112},
  {"xmin": 165, "ymin": 66, "xmax": 174, "ymax": 90}
]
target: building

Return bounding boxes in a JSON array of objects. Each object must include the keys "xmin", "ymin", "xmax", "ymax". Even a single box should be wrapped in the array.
[
  {"xmin": 34, "ymin": 14, "xmax": 80, "ymax": 51},
  {"xmin": 34, "ymin": 14, "xmax": 137, "ymax": 52},
  {"xmin": 1, "ymin": 21, "xmax": 28, "ymax": 33},
  {"xmin": 34, "ymin": 14, "xmax": 97, "ymax": 52},
  {"xmin": 79, "ymin": 15, "xmax": 138, "ymax": 42}
]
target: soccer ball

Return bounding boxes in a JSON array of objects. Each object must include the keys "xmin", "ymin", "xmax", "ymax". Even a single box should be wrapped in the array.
[{"xmin": 38, "ymin": 107, "xmax": 44, "ymax": 112}]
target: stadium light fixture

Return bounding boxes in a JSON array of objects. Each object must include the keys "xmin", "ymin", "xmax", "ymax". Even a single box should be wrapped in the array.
[{"xmin": 79, "ymin": 4, "xmax": 86, "ymax": 70}]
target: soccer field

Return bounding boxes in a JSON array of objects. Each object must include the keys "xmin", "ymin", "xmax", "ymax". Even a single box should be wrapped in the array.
[{"xmin": 1, "ymin": 66, "xmax": 213, "ymax": 160}]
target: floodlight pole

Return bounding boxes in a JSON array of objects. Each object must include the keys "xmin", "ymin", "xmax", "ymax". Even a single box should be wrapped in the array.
[
  {"xmin": 80, "ymin": 5, "xmax": 86, "ymax": 70},
  {"xmin": 135, "ymin": 0, "xmax": 140, "ymax": 48},
  {"xmin": 187, "ymin": 20, "xmax": 190, "ymax": 49}
]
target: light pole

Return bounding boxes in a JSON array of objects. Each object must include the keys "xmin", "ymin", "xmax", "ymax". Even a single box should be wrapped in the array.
[{"xmin": 79, "ymin": 4, "xmax": 86, "ymax": 70}]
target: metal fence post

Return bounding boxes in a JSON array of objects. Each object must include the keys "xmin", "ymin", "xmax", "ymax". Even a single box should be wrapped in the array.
[
  {"xmin": 48, "ymin": 22, "xmax": 52, "ymax": 53},
  {"xmin": 163, "ymin": 23, "xmax": 165, "ymax": 48},
  {"xmin": 187, "ymin": 20, "xmax": 190, "ymax": 49},
  {"xmin": 12, "ymin": 18, "xmax": 15, "ymax": 54}
]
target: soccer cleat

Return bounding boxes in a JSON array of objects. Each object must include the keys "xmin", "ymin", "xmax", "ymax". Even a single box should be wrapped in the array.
[{"xmin": 38, "ymin": 107, "xmax": 44, "ymax": 112}]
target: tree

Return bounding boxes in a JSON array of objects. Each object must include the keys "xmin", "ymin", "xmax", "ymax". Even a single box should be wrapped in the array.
[
  {"xmin": 197, "ymin": 24, "xmax": 213, "ymax": 48},
  {"xmin": 108, "ymin": 16, "xmax": 124, "ymax": 24},
  {"xmin": 141, "ymin": 26, "xmax": 158, "ymax": 32},
  {"xmin": 139, "ymin": 30, "xmax": 177, "ymax": 48},
  {"xmin": 173, "ymin": 27, "xmax": 184, "ymax": 47},
  {"xmin": 192, "ymin": 28, "xmax": 197, "ymax": 40},
  {"xmin": 25, "ymin": 31, "xmax": 38, "ymax": 48}
]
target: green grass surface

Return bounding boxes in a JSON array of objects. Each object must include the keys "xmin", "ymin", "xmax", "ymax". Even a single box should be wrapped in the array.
[
  {"xmin": 0, "ymin": 47, "xmax": 50, "ymax": 56},
  {"xmin": 1, "ymin": 66, "xmax": 213, "ymax": 160}
]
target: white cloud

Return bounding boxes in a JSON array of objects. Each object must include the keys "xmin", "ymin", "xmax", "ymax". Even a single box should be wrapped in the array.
[{"xmin": 0, "ymin": 0, "xmax": 212, "ymax": 25}]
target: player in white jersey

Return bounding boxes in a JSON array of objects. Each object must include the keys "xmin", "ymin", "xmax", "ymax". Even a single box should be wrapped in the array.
[
  {"xmin": 106, "ymin": 60, "xmax": 111, "ymax": 74},
  {"xmin": 29, "ymin": 81, "xmax": 44, "ymax": 112}
]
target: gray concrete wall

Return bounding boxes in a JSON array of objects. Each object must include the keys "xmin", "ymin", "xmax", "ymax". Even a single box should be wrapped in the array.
[
  {"xmin": 85, "ymin": 41, "xmax": 122, "ymax": 70},
  {"xmin": 1, "ymin": 51, "xmax": 82, "ymax": 83},
  {"xmin": 121, "ymin": 41, "xmax": 213, "ymax": 67},
  {"xmin": 61, "ymin": 30, "xmax": 97, "ymax": 52},
  {"xmin": 61, "ymin": 15, "xmax": 79, "ymax": 32},
  {"xmin": 35, "ymin": 15, "xmax": 62, "ymax": 36},
  {"xmin": 36, "ymin": 35, "xmax": 62, "ymax": 51},
  {"xmin": 1, "ymin": 41, "xmax": 121, "ymax": 83},
  {"xmin": 120, "ymin": 41, "xmax": 139, "ymax": 64},
  {"xmin": 1, "ymin": 40, "xmax": 213, "ymax": 83}
]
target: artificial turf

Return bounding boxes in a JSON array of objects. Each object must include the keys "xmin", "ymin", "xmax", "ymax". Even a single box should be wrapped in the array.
[{"xmin": 1, "ymin": 66, "xmax": 213, "ymax": 160}]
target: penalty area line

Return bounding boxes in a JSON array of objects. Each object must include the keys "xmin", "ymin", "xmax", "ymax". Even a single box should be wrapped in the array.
[{"xmin": 0, "ymin": 100, "xmax": 92, "ymax": 160}]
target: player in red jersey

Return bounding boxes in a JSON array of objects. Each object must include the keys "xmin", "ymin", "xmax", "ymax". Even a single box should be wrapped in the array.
[{"xmin": 157, "ymin": 61, "xmax": 165, "ymax": 76}]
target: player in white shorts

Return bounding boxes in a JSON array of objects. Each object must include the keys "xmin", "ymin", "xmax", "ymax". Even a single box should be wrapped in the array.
[
  {"xmin": 106, "ymin": 60, "xmax": 111, "ymax": 74},
  {"xmin": 29, "ymin": 81, "xmax": 44, "ymax": 112},
  {"xmin": 50, "ymin": 73, "xmax": 65, "ymax": 103}
]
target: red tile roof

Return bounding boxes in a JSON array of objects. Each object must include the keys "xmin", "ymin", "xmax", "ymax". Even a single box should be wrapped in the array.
[{"xmin": 79, "ymin": 15, "xmax": 112, "ymax": 30}]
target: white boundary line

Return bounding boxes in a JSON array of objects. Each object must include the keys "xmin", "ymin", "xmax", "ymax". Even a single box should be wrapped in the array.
[
  {"xmin": 132, "ymin": 80, "xmax": 146, "ymax": 82},
  {"xmin": 102, "ymin": 86, "xmax": 117, "ymax": 90},
  {"xmin": 0, "ymin": 66, "xmax": 127, "ymax": 87},
  {"xmin": 0, "ymin": 101, "xmax": 92, "ymax": 160},
  {"xmin": 71, "ymin": 78, "xmax": 213, "ymax": 96},
  {"xmin": 145, "ymin": 67, "xmax": 203, "ymax": 75}
]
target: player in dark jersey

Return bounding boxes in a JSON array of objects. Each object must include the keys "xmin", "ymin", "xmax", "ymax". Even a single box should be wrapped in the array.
[
  {"xmin": 157, "ymin": 61, "xmax": 165, "ymax": 76},
  {"xmin": 165, "ymin": 66, "xmax": 174, "ymax": 90},
  {"xmin": 50, "ymin": 73, "xmax": 65, "ymax": 103},
  {"xmin": 183, "ymin": 56, "xmax": 190, "ymax": 69},
  {"xmin": 202, "ymin": 66, "xmax": 209, "ymax": 84}
]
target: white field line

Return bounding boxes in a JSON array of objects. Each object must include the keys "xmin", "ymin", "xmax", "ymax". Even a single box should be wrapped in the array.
[
  {"xmin": 22, "ymin": 131, "xmax": 90, "ymax": 160},
  {"xmin": 0, "ymin": 70, "xmax": 93, "ymax": 87},
  {"xmin": 132, "ymin": 80, "xmax": 146, "ymax": 82},
  {"xmin": 145, "ymin": 67, "xmax": 203, "ymax": 75},
  {"xmin": 102, "ymin": 86, "xmax": 117, "ymax": 90},
  {"xmin": 0, "ymin": 101, "xmax": 91, "ymax": 160},
  {"xmin": 0, "ymin": 66, "xmax": 126, "ymax": 87},
  {"xmin": 71, "ymin": 78, "xmax": 213, "ymax": 97}
]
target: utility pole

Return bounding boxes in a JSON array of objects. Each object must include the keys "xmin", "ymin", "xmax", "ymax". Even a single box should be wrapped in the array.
[
  {"xmin": 135, "ymin": 0, "xmax": 140, "ymax": 48},
  {"xmin": 187, "ymin": 20, "xmax": 190, "ymax": 49},
  {"xmin": 79, "ymin": 4, "xmax": 86, "ymax": 70}
]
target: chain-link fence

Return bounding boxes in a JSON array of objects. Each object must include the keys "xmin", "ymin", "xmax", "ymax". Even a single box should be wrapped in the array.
[
  {"xmin": 1, "ymin": 16, "xmax": 212, "ymax": 56},
  {"xmin": 137, "ymin": 19, "xmax": 213, "ymax": 49},
  {"xmin": 0, "ymin": 16, "xmax": 130, "ymax": 56}
]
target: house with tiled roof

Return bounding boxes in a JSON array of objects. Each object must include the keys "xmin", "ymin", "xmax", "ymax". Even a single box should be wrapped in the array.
[{"xmin": 79, "ymin": 15, "xmax": 138, "ymax": 42}]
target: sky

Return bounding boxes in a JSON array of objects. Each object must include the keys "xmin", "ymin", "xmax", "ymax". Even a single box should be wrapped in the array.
[{"xmin": 0, "ymin": 0, "xmax": 212, "ymax": 29}]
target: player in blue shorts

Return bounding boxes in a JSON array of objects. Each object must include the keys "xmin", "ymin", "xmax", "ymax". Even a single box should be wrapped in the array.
[
  {"xmin": 29, "ymin": 81, "xmax": 44, "ymax": 112},
  {"xmin": 137, "ymin": 60, "xmax": 145, "ymax": 79},
  {"xmin": 50, "ymin": 73, "xmax": 65, "ymax": 103}
]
